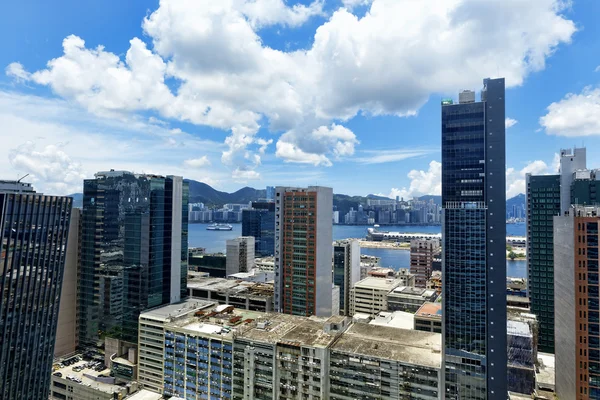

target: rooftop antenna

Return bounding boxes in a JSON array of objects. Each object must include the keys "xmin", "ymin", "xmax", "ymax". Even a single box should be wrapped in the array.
[{"xmin": 17, "ymin": 173, "xmax": 29, "ymax": 183}]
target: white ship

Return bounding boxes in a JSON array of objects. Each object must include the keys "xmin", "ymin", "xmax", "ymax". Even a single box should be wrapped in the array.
[{"xmin": 206, "ymin": 223, "xmax": 233, "ymax": 231}]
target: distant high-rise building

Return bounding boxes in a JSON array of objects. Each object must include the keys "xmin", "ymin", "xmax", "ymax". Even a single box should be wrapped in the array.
[
  {"xmin": 226, "ymin": 236, "xmax": 255, "ymax": 276},
  {"xmin": 333, "ymin": 240, "xmax": 361, "ymax": 315},
  {"xmin": 441, "ymin": 78, "xmax": 507, "ymax": 398},
  {"xmin": 275, "ymin": 186, "xmax": 333, "ymax": 317},
  {"xmin": 554, "ymin": 206, "xmax": 600, "ymax": 399},
  {"xmin": 266, "ymin": 186, "xmax": 275, "ymax": 201},
  {"xmin": 571, "ymin": 168, "xmax": 600, "ymax": 206},
  {"xmin": 79, "ymin": 170, "xmax": 188, "ymax": 345},
  {"xmin": 410, "ymin": 238, "xmax": 440, "ymax": 288},
  {"xmin": 559, "ymin": 147, "xmax": 587, "ymax": 214},
  {"xmin": 0, "ymin": 181, "xmax": 72, "ymax": 399},
  {"xmin": 526, "ymin": 174, "xmax": 560, "ymax": 354},
  {"xmin": 241, "ymin": 201, "xmax": 275, "ymax": 257}
]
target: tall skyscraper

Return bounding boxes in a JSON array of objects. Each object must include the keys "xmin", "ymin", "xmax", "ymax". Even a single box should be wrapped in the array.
[
  {"xmin": 274, "ymin": 186, "xmax": 333, "ymax": 317},
  {"xmin": 79, "ymin": 171, "xmax": 188, "ymax": 346},
  {"xmin": 333, "ymin": 239, "xmax": 361, "ymax": 315},
  {"xmin": 0, "ymin": 181, "xmax": 72, "ymax": 399},
  {"xmin": 241, "ymin": 201, "xmax": 275, "ymax": 257},
  {"xmin": 266, "ymin": 186, "xmax": 275, "ymax": 201},
  {"xmin": 441, "ymin": 78, "xmax": 507, "ymax": 398},
  {"xmin": 559, "ymin": 147, "xmax": 587, "ymax": 214},
  {"xmin": 526, "ymin": 174, "xmax": 560, "ymax": 354},
  {"xmin": 226, "ymin": 236, "xmax": 255, "ymax": 276},
  {"xmin": 554, "ymin": 206, "xmax": 600, "ymax": 399},
  {"xmin": 410, "ymin": 238, "xmax": 440, "ymax": 288}
]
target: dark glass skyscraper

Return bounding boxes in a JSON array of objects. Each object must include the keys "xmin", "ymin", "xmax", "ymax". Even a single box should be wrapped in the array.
[
  {"xmin": 526, "ymin": 174, "xmax": 560, "ymax": 353},
  {"xmin": 441, "ymin": 78, "xmax": 507, "ymax": 399},
  {"xmin": 79, "ymin": 171, "xmax": 188, "ymax": 346},
  {"xmin": 242, "ymin": 201, "xmax": 275, "ymax": 257},
  {"xmin": 0, "ymin": 181, "xmax": 72, "ymax": 399}
]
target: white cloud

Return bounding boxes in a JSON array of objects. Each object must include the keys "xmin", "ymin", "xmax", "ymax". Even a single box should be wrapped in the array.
[
  {"xmin": 506, "ymin": 159, "xmax": 556, "ymax": 198},
  {"xmin": 355, "ymin": 148, "xmax": 434, "ymax": 164},
  {"xmin": 7, "ymin": 0, "xmax": 576, "ymax": 178},
  {"xmin": 184, "ymin": 156, "xmax": 211, "ymax": 168},
  {"xmin": 595, "ymin": 65, "xmax": 600, "ymax": 72},
  {"xmin": 540, "ymin": 86, "xmax": 600, "ymax": 136},
  {"xmin": 341, "ymin": 0, "xmax": 373, "ymax": 9},
  {"xmin": 383, "ymin": 160, "xmax": 442, "ymax": 200},
  {"xmin": 232, "ymin": 167, "xmax": 261, "ymax": 181},
  {"xmin": 505, "ymin": 117, "xmax": 518, "ymax": 129},
  {"xmin": 5, "ymin": 62, "xmax": 30, "ymax": 81}
]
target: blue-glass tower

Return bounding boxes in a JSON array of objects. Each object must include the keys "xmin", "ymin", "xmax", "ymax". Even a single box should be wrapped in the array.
[
  {"xmin": 441, "ymin": 78, "xmax": 507, "ymax": 399},
  {"xmin": 0, "ymin": 181, "xmax": 72, "ymax": 399},
  {"xmin": 242, "ymin": 201, "xmax": 275, "ymax": 257}
]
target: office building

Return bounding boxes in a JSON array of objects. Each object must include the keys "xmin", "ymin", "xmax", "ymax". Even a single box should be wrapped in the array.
[
  {"xmin": 226, "ymin": 236, "xmax": 255, "ymax": 276},
  {"xmin": 554, "ymin": 206, "xmax": 600, "ymax": 399},
  {"xmin": 349, "ymin": 276, "xmax": 402, "ymax": 316},
  {"xmin": 526, "ymin": 174, "xmax": 560, "ymax": 353},
  {"xmin": 333, "ymin": 239, "xmax": 361, "ymax": 315},
  {"xmin": 80, "ymin": 171, "xmax": 188, "ymax": 346},
  {"xmin": 265, "ymin": 186, "xmax": 275, "ymax": 201},
  {"xmin": 410, "ymin": 238, "xmax": 441, "ymax": 287},
  {"xmin": 242, "ymin": 201, "xmax": 275, "ymax": 257},
  {"xmin": 441, "ymin": 78, "xmax": 507, "ymax": 398},
  {"xmin": 274, "ymin": 186, "xmax": 333, "ymax": 317},
  {"xmin": 559, "ymin": 147, "xmax": 586, "ymax": 214},
  {"xmin": 415, "ymin": 302, "xmax": 443, "ymax": 333},
  {"xmin": 55, "ymin": 208, "xmax": 81, "ymax": 357},
  {"xmin": 0, "ymin": 181, "xmax": 72, "ymax": 400},
  {"xmin": 387, "ymin": 286, "xmax": 438, "ymax": 313},
  {"xmin": 140, "ymin": 301, "xmax": 441, "ymax": 400},
  {"xmin": 571, "ymin": 168, "xmax": 600, "ymax": 206},
  {"xmin": 188, "ymin": 250, "xmax": 227, "ymax": 277}
]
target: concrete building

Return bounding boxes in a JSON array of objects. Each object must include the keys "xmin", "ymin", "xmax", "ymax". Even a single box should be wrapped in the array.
[
  {"xmin": 187, "ymin": 275, "xmax": 274, "ymax": 312},
  {"xmin": 441, "ymin": 78, "xmax": 507, "ymax": 398},
  {"xmin": 387, "ymin": 286, "xmax": 438, "ymax": 313},
  {"xmin": 226, "ymin": 236, "xmax": 255, "ymax": 276},
  {"xmin": 507, "ymin": 320, "xmax": 536, "ymax": 395},
  {"xmin": 188, "ymin": 251, "xmax": 227, "ymax": 277},
  {"xmin": 559, "ymin": 147, "xmax": 587, "ymax": 214},
  {"xmin": 410, "ymin": 238, "xmax": 441, "ymax": 287},
  {"xmin": 360, "ymin": 254, "xmax": 381, "ymax": 279},
  {"xmin": 554, "ymin": 206, "xmax": 600, "ymax": 399},
  {"xmin": 0, "ymin": 181, "xmax": 73, "ymax": 399},
  {"xmin": 275, "ymin": 186, "xmax": 334, "ymax": 317},
  {"xmin": 415, "ymin": 302, "xmax": 443, "ymax": 333},
  {"xmin": 333, "ymin": 239, "xmax": 361, "ymax": 315},
  {"xmin": 55, "ymin": 207, "xmax": 81, "ymax": 357},
  {"xmin": 427, "ymin": 270, "xmax": 442, "ymax": 295},
  {"xmin": 137, "ymin": 300, "xmax": 215, "ymax": 394},
  {"xmin": 349, "ymin": 276, "xmax": 402, "ymax": 316},
  {"xmin": 254, "ymin": 256, "xmax": 275, "ymax": 272},
  {"xmin": 396, "ymin": 267, "xmax": 417, "ymax": 287}
]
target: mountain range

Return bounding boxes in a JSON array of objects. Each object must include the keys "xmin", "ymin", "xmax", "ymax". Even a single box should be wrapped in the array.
[{"xmin": 68, "ymin": 179, "xmax": 524, "ymax": 217}]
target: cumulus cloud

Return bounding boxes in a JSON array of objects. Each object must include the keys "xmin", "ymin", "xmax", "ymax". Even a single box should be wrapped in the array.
[
  {"xmin": 8, "ymin": 142, "xmax": 87, "ymax": 194},
  {"xmin": 232, "ymin": 167, "xmax": 261, "ymax": 181},
  {"xmin": 5, "ymin": 62, "xmax": 30, "ymax": 81},
  {"xmin": 382, "ymin": 160, "xmax": 442, "ymax": 200},
  {"xmin": 540, "ymin": 87, "xmax": 600, "ymax": 136},
  {"xmin": 506, "ymin": 159, "xmax": 557, "ymax": 198},
  {"xmin": 184, "ymin": 156, "xmax": 211, "ymax": 168},
  {"xmin": 8, "ymin": 0, "xmax": 576, "ymax": 178},
  {"xmin": 505, "ymin": 118, "xmax": 518, "ymax": 129}
]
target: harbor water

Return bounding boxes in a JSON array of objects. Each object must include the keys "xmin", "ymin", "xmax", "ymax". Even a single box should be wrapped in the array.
[{"xmin": 188, "ymin": 223, "xmax": 527, "ymax": 278}]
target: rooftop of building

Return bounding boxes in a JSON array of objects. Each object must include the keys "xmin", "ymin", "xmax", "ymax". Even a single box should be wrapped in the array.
[
  {"xmin": 52, "ymin": 358, "xmax": 131, "ymax": 395},
  {"xmin": 507, "ymin": 320, "xmax": 532, "ymax": 338},
  {"xmin": 125, "ymin": 390, "xmax": 162, "ymax": 400},
  {"xmin": 537, "ymin": 352, "xmax": 555, "ymax": 390},
  {"xmin": 416, "ymin": 302, "xmax": 442, "ymax": 318},
  {"xmin": 353, "ymin": 276, "xmax": 402, "ymax": 290},
  {"xmin": 139, "ymin": 299, "xmax": 215, "ymax": 322},
  {"xmin": 369, "ymin": 311, "xmax": 414, "ymax": 330},
  {"xmin": 331, "ymin": 323, "xmax": 441, "ymax": 368},
  {"xmin": 390, "ymin": 286, "xmax": 436, "ymax": 297},
  {"xmin": 187, "ymin": 275, "xmax": 274, "ymax": 297}
]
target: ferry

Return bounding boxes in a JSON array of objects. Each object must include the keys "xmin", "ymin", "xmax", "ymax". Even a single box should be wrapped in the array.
[{"xmin": 206, "ymin": 223, "xmax": 233, "ymax": 231}]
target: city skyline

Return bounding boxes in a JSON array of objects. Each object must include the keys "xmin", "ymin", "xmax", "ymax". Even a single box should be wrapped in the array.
[{"xmin": 1, "ymin": 1, "xmax": 599, "ymax": 198}]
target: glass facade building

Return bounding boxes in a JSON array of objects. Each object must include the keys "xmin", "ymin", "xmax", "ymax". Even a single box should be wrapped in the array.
[
  {"xmin": 0, "ymin": 184, "xmax": 72, "ymax": 399},
  {"xmin": 441, "ymin": 78, "xmax": 507, "ymax": 398},
  {"xmin": 241, "ymin": 201, "xmax": 275, "ymax": 257},
  {"xmin": 79, "ymin": 171, "xmax": 188, "ymax": 346},
  {"xmin": 526, "ymin": 174, "xmax": 560, "ymax": 353},
  {"xmin": 333, "ymin": 240, "xmax": 360, "ymax": 316}
]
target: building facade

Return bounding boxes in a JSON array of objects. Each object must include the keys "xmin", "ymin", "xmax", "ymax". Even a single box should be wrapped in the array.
[
  {"xmin": 242, "ymin": 201, "xmax": 275, "ymax": 257},
  {"xmin": 441, "ymin": 78, "xmax": 507, "ymax": 398},
  {"xmin": 349, "ymin": 276, "xmax": 402, "ymax": 316},
  {"xmin": 526, "ymin": 174, "xmax": 560, "ymax": 354},
  {"xmin": 0, "ymin": 182, "xmax": 73, "ymax": 399},
  {"xmin": 274, "ymin": 186, "xmax": 333, "ymax": 317},
  {"xmin": 333, "ymin": 239, "xmax": 361, "ymax": 316},
  {"xmin": 80, "ymin": 171, "xmax": 188, "ymax": 346},
  {"xmin": 226, "ymin": 236, "xmax": 255, "ymax": 276},
  {"xmin": 559, "ymin": 148, "xmax": 587, "ymax": 214},
  {"xmin": 410, "ymin": 238, "xmax": 441, "ymax": 288},
  {"xmin": 554, "ymin": 206, "xmax": 600, "ymax": 399}
]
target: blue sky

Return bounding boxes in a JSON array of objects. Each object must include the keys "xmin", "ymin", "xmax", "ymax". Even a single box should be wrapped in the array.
[{"xmin": 1, "ymin": 0, "xmax": 599, "ymax": 198}]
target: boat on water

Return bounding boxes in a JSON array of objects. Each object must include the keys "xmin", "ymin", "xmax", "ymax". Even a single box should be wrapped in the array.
[{"xmin": 206, "ymin": 223, "xmax": 233, "ymax": 231}]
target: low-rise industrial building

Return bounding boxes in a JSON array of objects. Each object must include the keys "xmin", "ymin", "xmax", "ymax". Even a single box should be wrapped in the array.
[
  {"xmin": 349, "ymin": 277, "xmax": 403, "ymax": 316},
  {"xmin": 387, "ymin": 286, "xmax": 438, "ymax": 313},
  {"xmin": 414, "ymin": 302, "xmax": 442, "ymax": 333},
  {"xmin": 187, "ymin": 276, "xmax": 274, "ymax": 312}
]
